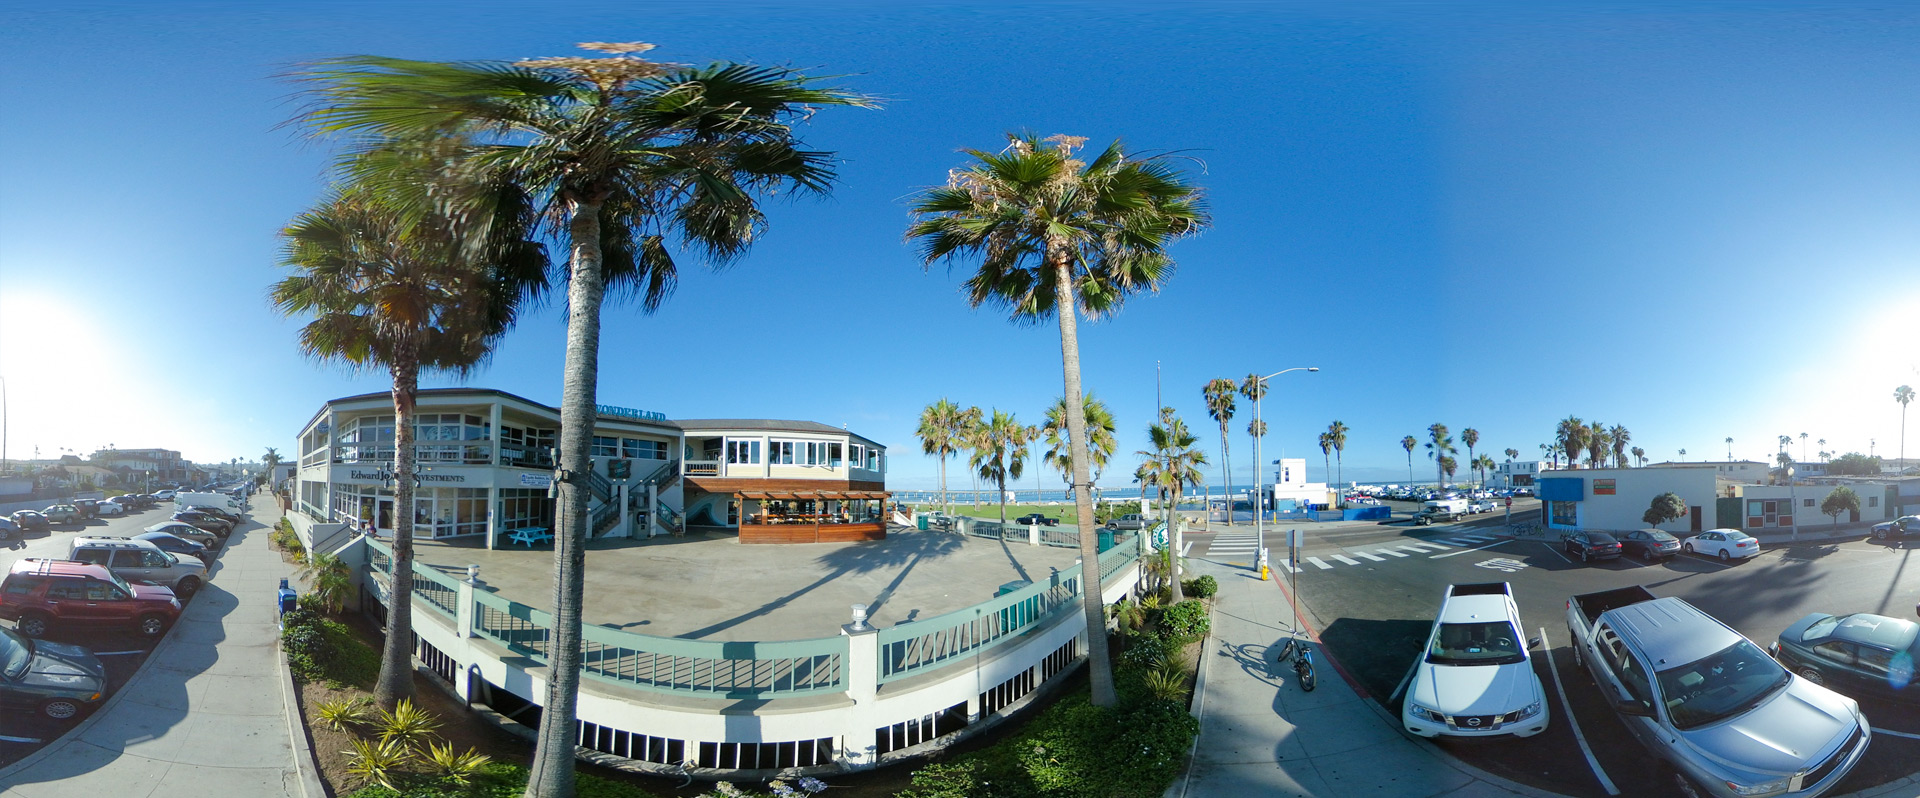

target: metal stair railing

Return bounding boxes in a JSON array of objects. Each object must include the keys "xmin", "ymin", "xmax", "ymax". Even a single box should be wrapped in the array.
[{"xmin": 586, "ymin": 468, "xmax": 613, "ymax": 503}]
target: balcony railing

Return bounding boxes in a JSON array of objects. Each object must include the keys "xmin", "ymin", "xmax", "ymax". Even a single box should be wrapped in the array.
[{"xmin": 684, "ymin": 460, "xmax": 721, "ymax": 477}]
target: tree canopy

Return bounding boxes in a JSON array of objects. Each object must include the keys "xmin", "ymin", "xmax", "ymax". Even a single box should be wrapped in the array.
[{"xmin": 1642, "ymin": 492, "xmax": 1688, "ymax": 527}]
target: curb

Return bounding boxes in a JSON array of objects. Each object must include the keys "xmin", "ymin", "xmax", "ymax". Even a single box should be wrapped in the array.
[{"xmin": 277, "ymin": 630, "xmax": 328, "ymax": 798}]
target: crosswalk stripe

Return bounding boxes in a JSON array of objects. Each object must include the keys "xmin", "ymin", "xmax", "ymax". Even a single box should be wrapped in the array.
[
  {"xmin": 1437, "ymin": 538, "xmax": 1479, "ymax": 547},
  {"xmin": 1454, "ymin": 534, "xmax": 1493, "ymax": 542},
  {"xmin": 1353, "ymin": 551, "xmax": 1386, "ymax": 562},
  {"xmin": 1403, "ymin": 542, "xmax": 1450, "ymax": 552},
  {"xmin": 1307, "ymin": 556, "xmax": 1333, "ymax": 570},
  {"xmin": 1332, "ymin": 555, "xmax": 1362, "ymax": 566},
  {"xmin": 1376, "ymin": 548, "xmax": 1410, "ymax": 558}
]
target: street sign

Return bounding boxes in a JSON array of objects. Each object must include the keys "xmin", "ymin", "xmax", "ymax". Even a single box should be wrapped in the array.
[{"xmin": 1505, "ymin": 498, "xmax": 1512, "ymax": 508}]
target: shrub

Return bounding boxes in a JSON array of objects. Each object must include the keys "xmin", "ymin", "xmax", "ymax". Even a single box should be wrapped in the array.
[
  {"xmin": 1117, "ymin": 632, "xmax": 1171, "ymax": 670},
  {"xmin": 417, "ymin": 740, "xmax": 491, "ymax": 786},
  {"xmin": 1141, "ymin": 664, "xmax": 1188, "ymax": 703},
  {"xmin": 1179, "ymin": 575, "xmax": 1217, "ymax": 599},
  {"xmin": 895, "ymin": 762, "xmax": 986, "ymax": 798},
  {"xmin": 1109, "ymin": 598, "xmax": 1146, "ymax": 632},
  {"xmin": 377, "ymin": 699, "xmax": 440, "ymax": 748},
  {"xmin": 1159, "ymin": 600, "xmax": 1211, "ymax": 643},
  {"xmin": 344, "ymin": 737, "xmax": 411, "ymax": 791},
  {"xmin": 315, "ymin": 696, "xmax": 375, "ymax": 733},
  {"xmin": 282, "ymin": 610, "xmax": 379, "ymax": 688}
]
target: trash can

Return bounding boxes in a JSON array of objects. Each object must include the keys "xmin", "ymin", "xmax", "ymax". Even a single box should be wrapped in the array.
[
  {"xmin": 1098, "ymin": 530, "xmax": 1114, "ymax": 552},
  {"xmin": 916, "ymin": 514, "xmax": 928, "ymax": 531}
]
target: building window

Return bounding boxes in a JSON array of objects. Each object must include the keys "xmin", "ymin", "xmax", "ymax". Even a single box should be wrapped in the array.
[
  {"xmin": 498, "ymin": 488, "xmax": 553, "ymax": 532},
  {"xmin": 771, "ymin": 440, "xmax": 796, "ymax": 465},
  {"xmin": 1549, "ymin": 501, "xmax": 1577, "ymax": 527},
  {"xmin": 1870, "ymin": 496, "xmax": 1880, "ymax": 508},
  {"xmin": 727, "ymin": 439, "xmax": 762, "ymax": 465},
  {"xmin": 592, "ymin": 436, "xmax": 619, "ymax": 457},
  {"xmin": 622, "ymin": 438, "xmax": 667, "ymax": 460},
  {"xmin": 1804, "ymin": 498, "xmax": 1815, "ymax": 508},
  {"xmin": 827, "ymin": 442, "xmax": 843, "ymax": 467},
  {"xmin": 727, "ymin": 501, "xmax": 739, "ymax": 525}
]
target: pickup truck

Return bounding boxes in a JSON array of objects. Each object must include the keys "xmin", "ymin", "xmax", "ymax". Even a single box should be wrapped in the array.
[
  {"xmin": 1413, "ymin": 499, "xmax": 1468, "ymax": 526},
  {"xmin": 1565, "ymin": 586, "xmax": 1870, "ymax": 798},
  {"xmin": 1104, "ymin": 514, "xmax": 1150, "ymax": 531}
]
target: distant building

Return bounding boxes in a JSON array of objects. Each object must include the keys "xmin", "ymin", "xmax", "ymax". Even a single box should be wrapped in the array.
[
  {"xmin": 1268, "ymin": 457, "xmax": 1332, "ymax": 510},
  {"xmin": 90, "ymin": 448, "xmax": 189, "ymax": 484},
  {"xmin": 1492, "ymin": 460, "xmax": 1546, "ymax": 489},
  {"xmin": 1643, "ymin": 460, "xmax": 1770, "ymax": 484}
]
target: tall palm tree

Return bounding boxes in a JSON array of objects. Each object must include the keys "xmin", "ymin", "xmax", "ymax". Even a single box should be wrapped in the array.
[
  {"xmin": 1239, "ymin": 373, "xmax": 1268, "ymax": 492},
  {"xmin": 261, "ymin": 447, "xmax": 283, "ymax": 490},
  {"xmin": 1800, "ymin": 432, "xmax": 1809, "ymax": 464},
  {"xmin": 1202, "ymin": 378, "xmax": 1237, "ymax": 521},
  {"xmin": 1631, "ymin": 446, "xmax": 1646, "ymax": 467},
  {"xmin": 273, "ymin": 187, "xmax": 535, "ymax": 712},
  {"xmin": 1610, "ymin": 425, "xmax": 1630, "ymax": 468},
  {"xmin": 1317, "ymin": 433, "xmax": 1333, "ymax": 496},
  {"xmin": 1402, "ymin": 435, "xmax": 1418, "ymax": 483},
  {"xmin": 1425, "ymin": 423, "xmax": 1453, "ymax": 489},
  {"xmin": 1679, "ymin": 448, "xmax": 1687, "ymax": 461},
  {"xmin": 1556, "ymin": 416, "xmax": 1587, "ymax": 469},
  {"xmin": 295, "ymin": 43, "xmax": 869, "ymax": 795},
  {"xmin": 1471, "ymin": 453, "xmax": 1495, "ymax": 486},
  {"xmin": 1586, "ymin": 421, "xmax": 1610, "ymax": 469},
  {"xmin": 961, "ymin": 406, "xmax": 987, "ymax": 507},
  {"xmin": 1504, "ymin": 447, "xmax": 1519, "ymax": 461},
  {"xmin": 1778, "ymin": 434, "xmax": 1792, "ymax": 458},
  {"xmin": 916, "ymin": 399, "xmax": 965, "ymax": 515},
  {"xmin": 973, "ymin": 410, "xmax": 1027, "ymax": 524},
  {"xmin": 908, "ymin": 133, "xmax": 1207, "ymax": 708},
  {"xmin": 1897, "ymin": 386, "xmax": 1915, "ymax": 474},
  {"xmin": 1135, "ymin": 410, "xmax": 1207, "ymax": 603},
  {"xmin": 1460, "ymin": 428, "xmax": 1479, "ymax": 484},
  {"xmin": 1043, "ymin": 394, "xmax": 1117, "ymax": 502},
  {"xmin": 1327, "ymin": 420, "xmax": 1350, "ymax": 505},
  {"xmin": 1726, "ymin": 436, "xmax": 1734, "ymax": 461},
  {"xmin": 1818, "ymin": 439, "xmax": 1827, "ymax": 463}
]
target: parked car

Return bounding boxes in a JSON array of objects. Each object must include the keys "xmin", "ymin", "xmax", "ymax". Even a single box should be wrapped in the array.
[
  {"xmin": 0, "ymin": 559, "xmax": 181, "ymax": 638},
  {"xmin": 1415, "ymin": 499, "xmax": 1469, "ymax": 525},
  {"xmin": 1872, "ymin": 516, "xmax": 1920, "ymax": 541},
  {"xmin": 144, "ymin": 521, "xmax": 220, "ymax": 550},
  {"xmin": 41, "ymin": 505, "xmax": 80, "ymax": 525},
  {"xmin": 1567, "ymin": 586, "xmax": 1870, "ymax": 798},
  {"xmin": 0, "ymin": 624, "xmax": 106, "ymax": 720},
  {"xmin": 1402, "ymin": 582, "xmax": 1549, "ymax": 738},
  {"xmin": 1684, "ymin": 529, "xmax": 1760, "ymax": 562},
  {"xmin": 180, "ymin": 505, "xmax": 240, "ymax": 525},
  {"xmin": 1616, "ymin": 529, "xmax": 1681, "ymax": 561},
  {"xmin": 1772, "ymin": 612, "xmax": 1920, "ymax": 702},
  {"xmin": 94, "ymin": 499, "xmax": 126, "ymax": 517},
  {"xmin": 66, "ymin": 537, "xmax": 208, "ymax": 598},
  {"xmin": 1512, "ymin": 488, "xmax": 1535, "ymax": 498},
  {"xmin": 0, "ymin": 518, "xmax": 15, "ymax": 542},
  {"xmin": 71, "ymin": 499, "xmax": 98, "ymax": 520},
  {"xmin": 132, "ymin": 531, "xmax": 212, "ymax": 566},
  {"xmin": 1104, "ymin": 514, "xmax": 1151, "ymax": 531},
  {"xmin": 170, "ymin": 511, "xmax": 233, "ymax": 537},
  {"xmin": 154, "ymin": 490, "xmax": 176, "ymax": 501},
  {"xmin": 1562, "ymin": 530, "xmax": 1623, "ymax": 563},
  {"xmin": 1014, "ymin": 513, "xmax": 1060, "ymax": 527},
  {"xmin": 9, "ymin": 511, "xmax": 47, "ymax": 533}
]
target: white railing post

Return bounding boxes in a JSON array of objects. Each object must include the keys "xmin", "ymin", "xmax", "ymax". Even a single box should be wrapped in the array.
[
  {"xmin": 840, "ymin": 623, "xmax": 882, "ymax": 769},
  {"xmin": 648, "ymin": 483, "xmax": 660, "ymax": 538},
  {"xmin": 457, "ymin": 571, "xmax": 477, "ymax": 639},
  {"xmin": 1027, "ymin": 522, "xmax": 1040, "ymax": 546}
]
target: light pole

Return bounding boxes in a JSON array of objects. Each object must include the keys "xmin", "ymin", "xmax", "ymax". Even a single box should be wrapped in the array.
[{"xmin": 1253, "ymin": 367, "xmax": 1319, "ymax": 561}]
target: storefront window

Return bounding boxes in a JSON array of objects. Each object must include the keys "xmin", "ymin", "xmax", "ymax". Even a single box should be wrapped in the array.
[{"xmin": 1549, "ymin": 501, "xmax": 1578, "ymax": 527}]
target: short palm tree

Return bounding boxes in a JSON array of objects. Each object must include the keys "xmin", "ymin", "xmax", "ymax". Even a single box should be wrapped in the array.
[
  {"xmin": 1898, "ymin": 386, "xmax": 1915, "ymax": 474},
  {"xmin": 1631, "ymin": 446, "xmax": 1646, "ymax": 467},
  {"xmin": 294, "ymin": 42, "xmax": 869, "ymax": 795},
  {"xmin": 261, "ymin": 447, "xmax": 283, "ymax": 490},
  {"xmin": 1610, "ymin": 425, "xmax": 1630, "ymax": 469},
  {"xmin": 1726, "ymin": 436, "xmax": 1734, "ymax": 461},
  {"xmin": 1401, "ymin": 435, "xmax": 1418, "ymax": 483},
  {"xmin": 916, "ymin": 399, "xmax": 965, "ymax": 515},
  {"xmin": 1557, "ymin": 416, "xmax": 1587, "ymax": 469},
  {"xmin": 1505, "ymin": 447, "xmax": 1519, "ymax": 461},
  {"xmin": 1327, "ymin": 420, "xmax": 1350, "ymax": 504},
  {"xmin": 1043, "ymin": 394, "xmax": 1117, "ymax": 506},
  {"xmin": 1202, "ymin": 378, "xmax": 1237, "ymax": 521},
  {"xmin": 1471, "ymin": 453, "xmax": 1496, "ymax": 485},
  {"xmin": 973, "ymin": 410, "xmax": 1028, "ymax": 525},
  {"xmin": 273, "ymin": 186, "xmax": 534, "ymax": 711},
  {"xmin": 1135, "ymin": 410, "xmax": 1207, "ymax": 602},
  {"xmin": 907, "ymin": 133, "xmax": 1207, "ymax": 707}
]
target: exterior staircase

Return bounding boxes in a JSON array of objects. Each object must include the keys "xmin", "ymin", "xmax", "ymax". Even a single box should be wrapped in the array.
[{"xmin": 588, "ymin": 459, "xmax": 686, "ymax": 539}]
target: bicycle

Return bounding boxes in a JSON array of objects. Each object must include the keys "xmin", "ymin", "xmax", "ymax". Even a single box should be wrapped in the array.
[{"xmin": 1274, "ymin": 636, "xmax": 1318, "ymax": 692}]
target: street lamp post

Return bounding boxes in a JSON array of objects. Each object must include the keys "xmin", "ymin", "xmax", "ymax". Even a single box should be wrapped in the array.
[{"xmin": 1253, "ymin": 367, "xmax": 1320, "ymax": 565}]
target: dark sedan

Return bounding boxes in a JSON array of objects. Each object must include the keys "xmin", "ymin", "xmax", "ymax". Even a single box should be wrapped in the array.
[
  {"xmin": 1617, "ymin": 529, "xmax": 1681, "ymax": 561},
  {"xmin": 1562, "ymin": 530, "xmax": 1623, "ymax": 563},
  {"xmin": 134, "ymin": 531, "xmax": 213, "ymax": 566},
  {"xmin": 182, "ymin": 505, "xmax": 240, "ymax": 525},
  {"xmin": 8, "ymin": 511, "xmax": 46, "ymax": 533},
  {"xmin": 0, "ymin": 518, "xmax": 16, "ymax": 542},
  {"xmin": 0, "ymin": 624, "xmax": 106, "ymax": 720},
  {"xmin": 1772, "ymin": 612, "xmax": 1920, "ymax": 701},
  {"xmin": 1015, "ymin": 513, "xmax": 1060, "ymax": 527}
]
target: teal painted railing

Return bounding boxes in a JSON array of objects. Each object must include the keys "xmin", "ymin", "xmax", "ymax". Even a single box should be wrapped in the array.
[{"xmin": 365, "ymin": 539, "xmax": 460, "ymax": 619}]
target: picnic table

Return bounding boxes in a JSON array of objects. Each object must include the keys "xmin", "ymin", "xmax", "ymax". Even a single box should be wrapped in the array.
[{"xmin": 506, "ymin": 527, "xmax": 552, "ymax": 548}]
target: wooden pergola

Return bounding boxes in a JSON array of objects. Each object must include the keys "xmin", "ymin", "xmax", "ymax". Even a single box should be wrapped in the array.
[{"xmin": 734, "ymin": 489, "xmax": 893, "ymax": 544}]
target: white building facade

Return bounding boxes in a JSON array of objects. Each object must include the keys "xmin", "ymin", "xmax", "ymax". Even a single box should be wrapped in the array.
[{"xmin": 1536, "ymin": 465, "xmax": 1719, "ymax": 535}]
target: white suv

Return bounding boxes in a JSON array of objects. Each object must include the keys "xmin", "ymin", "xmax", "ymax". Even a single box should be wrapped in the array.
[{"xmin": 1403, "ymin": 582, "xmax": 1549, "ymax": 738}]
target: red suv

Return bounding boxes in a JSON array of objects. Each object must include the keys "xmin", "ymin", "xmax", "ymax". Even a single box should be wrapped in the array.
[{"xmin": 0, "ymin": 559, "xmax": 181, "ymax": 638}]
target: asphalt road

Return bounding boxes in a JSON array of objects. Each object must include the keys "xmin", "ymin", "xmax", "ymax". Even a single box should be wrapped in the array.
[
  {"xmin": 1189, "ymin": 505, "xmax": 1920, "ymax": 798},
  {"xmin": 0, "ymin": 501, "xmax": 232, "ymax": 766}
]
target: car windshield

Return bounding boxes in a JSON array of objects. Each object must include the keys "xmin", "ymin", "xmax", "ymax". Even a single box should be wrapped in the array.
[
  {"xmin": 0, "ymin": 625, "xmax": 32, "ymax": 680},
  {"xmin": 1803, "ymin": 616, "xmax": 1843, "ymax": 641},
  {"xmin": 1656, "ymin": 640, "xmax": 1790, "ymax": 730},
  {"xmin": 1427, "ymin": 621, "xmax": 1526, "ymax": 665}
]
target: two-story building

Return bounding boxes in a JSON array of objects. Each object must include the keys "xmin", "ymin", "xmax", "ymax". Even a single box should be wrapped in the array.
[{"xmin": 288, "ymin": 389, "xmax": 888, "ymax": 551}]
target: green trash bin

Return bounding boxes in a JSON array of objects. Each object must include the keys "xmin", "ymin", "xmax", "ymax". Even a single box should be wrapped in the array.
[
  {"xmin": 916, "ymin": 514, "xmax": 928, "ymax": 531},
  {"xmin": 1098, "ymin": 530, "xmax": 1114, "ymax": 552}
]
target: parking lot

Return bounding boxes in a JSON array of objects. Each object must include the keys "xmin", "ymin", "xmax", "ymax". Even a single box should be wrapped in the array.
[
  {"xmin": 1194, "ymin": 503, "xmax": 1920, "ymax": 797},
  {"xmin": 0, "ymin": 498, "xmax": 238, "ymax": 767}
]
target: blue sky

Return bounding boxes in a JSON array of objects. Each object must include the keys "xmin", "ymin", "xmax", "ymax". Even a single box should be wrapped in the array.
[{"xmin": 3, "ymin": 2, "xmax": 1919, "ymax": 489}]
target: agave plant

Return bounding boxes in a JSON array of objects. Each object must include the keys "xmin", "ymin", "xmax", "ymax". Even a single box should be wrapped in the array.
[
  {"xmin": 314, "ymin": 696, "xmax": 375, "ymax": 733},
  {"xmin": 345, "ymin": 736, "xmax": 411, "ymax": 791},
  {"xmin": 1141, "ymin": 661, "xmax": 1189, "ymax": 703},
  {"xmin": 418, "ymin": 739, "xmax": 492, "ymax": 785},
  {"xmin": 377, "ymin": 698, "xmax": 440, "ymax": 748}
]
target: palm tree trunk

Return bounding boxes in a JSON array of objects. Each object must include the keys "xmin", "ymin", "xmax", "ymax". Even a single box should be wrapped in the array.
[
  {"xmin": 525, "ymin": 199, "xmax": 604, "ymax": 798},
  {"xmin": 938, "ymin": 456, "xmax": 948, "ymax": 518},
  {"xmin": 1168, "ymin": 484, "xmax": 1185, "ymax": 603},
  {"xmin": 1219, "ymin": 422, "xmax": 1231, "ymax": 528},
  {"xmin": 1335, "ymin": 451, "xmax": 1344, "ymax": 502},
  {"xmin": 997, "ymin": 462, "xmax": 1008, "ymax": 524},
  {"xmin": 374, "ymin": 346, "xmax": 419, "ymax": 711},
  {"xmin": 1050, "ymin": 250, "xmax": 1117, "ymax": 708}
]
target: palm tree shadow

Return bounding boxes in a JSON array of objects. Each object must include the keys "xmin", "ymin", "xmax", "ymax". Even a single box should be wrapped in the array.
[{"xmin": 675, "ymin": 532, "xmax": 965, "ymax": 640}]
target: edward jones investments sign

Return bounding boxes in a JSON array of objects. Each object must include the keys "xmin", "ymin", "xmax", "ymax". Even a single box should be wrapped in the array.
[{"xmin": 1593, "ymin": 479, "xmax": 1616, "ymax": 495}]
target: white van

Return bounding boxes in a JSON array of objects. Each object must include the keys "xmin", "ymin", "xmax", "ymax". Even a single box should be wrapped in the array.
[{"xmin": 173, "ymin": 492, "xmax": 242, "ymax": 513}]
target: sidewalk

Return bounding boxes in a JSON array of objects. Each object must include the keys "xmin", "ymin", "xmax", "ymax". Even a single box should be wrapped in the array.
[
  {"xmin": 0, "ymin": 496, "xmax": 311, "ymax": 798},
  {"xmin": 1169, "ymin": 556, "xmax": 1551, "ymax": 798}
]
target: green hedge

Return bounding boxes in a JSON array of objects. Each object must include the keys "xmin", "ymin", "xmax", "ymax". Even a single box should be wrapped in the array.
[
  {"xmin": 346, "ymin": 762, "xmax": 659, "ymax": 797},
  {"xmin": 282, "ymin": 607, "xmax": 379, "ymax": 688}
]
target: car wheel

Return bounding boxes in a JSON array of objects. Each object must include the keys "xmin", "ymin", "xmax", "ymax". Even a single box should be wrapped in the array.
[
  {"xmin": 1876, "ymin": 529, "xmax": 1888, "ymax": 540},
  {"xmin": 136, "ymin": 614, "xmax": 169, "ymax": 637},
  {"xmin": 1799, "ymin": 667, "xmax": 1826, "ymax": 686},
  {"xmin": 1683, "ymin": 542, "xmax": 1694, "ymax": 554},
  {"xmin": 39, "ymin": 698, "xmax": 83, "ymax": 721},
  {"xmin": 17, "ymin": 612, "xmax": 51, "ymax": 638},
  {"xmin": 1719, "ymin": 550, "xmax": 1732, "ymax": 563},
  {"xmin": 174, "ymin": 576, "xmax": 200, "ymax": 599}
]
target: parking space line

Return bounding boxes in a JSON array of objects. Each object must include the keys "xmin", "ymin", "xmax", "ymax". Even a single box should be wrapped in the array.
[
  {"xmin": 93, "ymin": 650, "xmax": 146, "ymax": 656},
  {"xmin": 1429, "ymin": 539, "xmax": 1514, "ymax": 559},
  {"xmin": 1307, "ymin": 556, "xmax": 1333, "ymax": 570},
  {"xmin": 1874, "ymin": 729, "xmax": 1920, "ymax": 740},
  {"xmin": 0, "ymin": 735, "xmax": 41, "ymax": 743},
  {"xmin": 1352, "ymin": 551, "xmax": 1386, "ymax": 562},
  {"xmin": 1538, "ymin": 626, "xmax": 1621, "ymax": 796},
  {"xmin": 1678, "ymin": 552, "xmax": 1735, "ymax": 570},
  {"xmin": 1541, "ymin": 542, "xmax": 1574, "ymax": 565}
]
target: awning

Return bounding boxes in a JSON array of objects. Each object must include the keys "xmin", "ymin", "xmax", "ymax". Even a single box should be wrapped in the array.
[{"xmin": 734, "ymin": 489, "xmax": 893, "ymax": 501}]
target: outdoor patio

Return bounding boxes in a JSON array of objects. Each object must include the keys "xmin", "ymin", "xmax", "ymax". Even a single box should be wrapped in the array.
[{"xmin": 411, "ymin": 526, "xmax": 1087, "ymax": 642}]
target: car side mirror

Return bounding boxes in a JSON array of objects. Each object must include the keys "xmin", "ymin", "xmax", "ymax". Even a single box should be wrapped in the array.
[
  {"xmin": 1528, "ymin": 636, "xmax": 1543, "ymax": 649},
  {"xmin": 1616, "ymin": 700, "xmax": 1654, "ymax": 718}
]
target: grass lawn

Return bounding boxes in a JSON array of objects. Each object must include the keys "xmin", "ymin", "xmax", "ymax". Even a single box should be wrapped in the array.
[{"xmin": 916, "ymin": 503, "xmax": 1089, "ymax": 522}]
